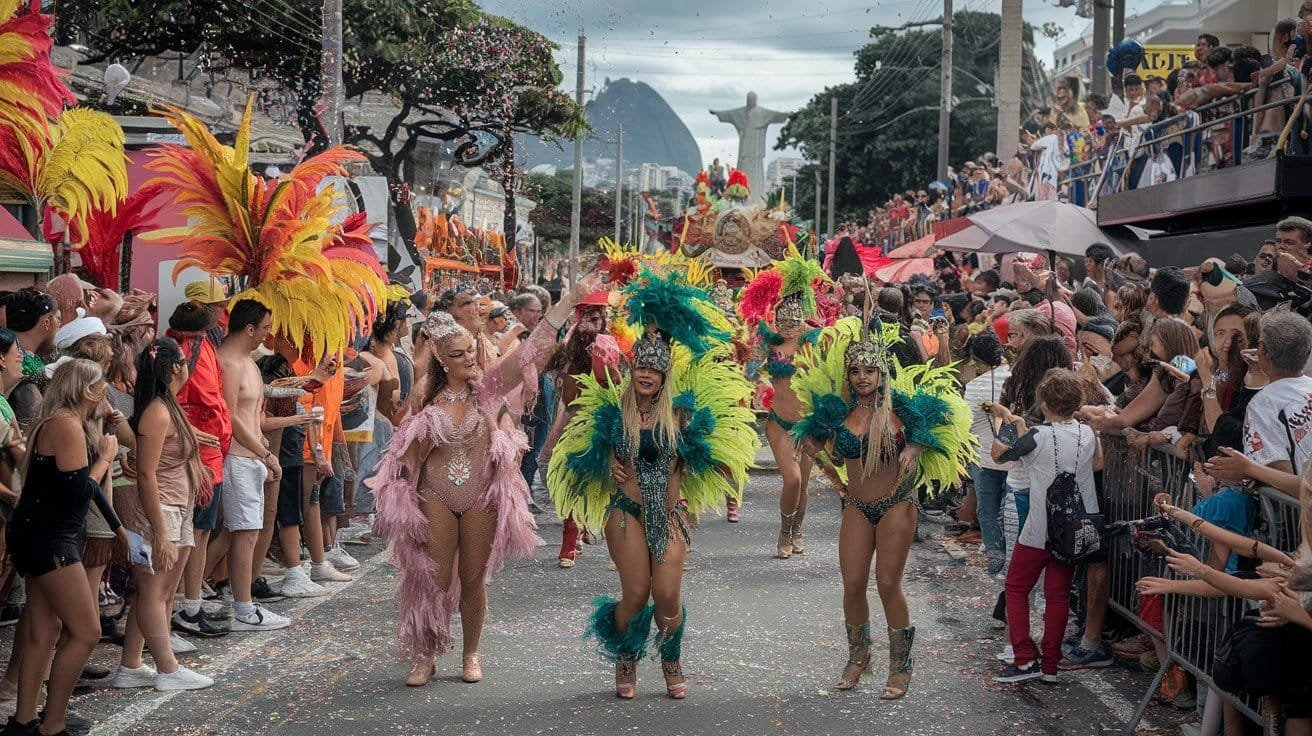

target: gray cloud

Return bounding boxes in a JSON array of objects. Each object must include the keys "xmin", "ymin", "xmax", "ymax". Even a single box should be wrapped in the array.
[{"xmin": 483, "ymin": 0, "xmax": 1155, "ymax": 171}]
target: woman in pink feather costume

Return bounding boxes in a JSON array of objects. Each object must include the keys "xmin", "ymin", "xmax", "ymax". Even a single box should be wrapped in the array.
[{"xmin": 370, "ymin": 272, "xmax": 602, "ymax": 687}]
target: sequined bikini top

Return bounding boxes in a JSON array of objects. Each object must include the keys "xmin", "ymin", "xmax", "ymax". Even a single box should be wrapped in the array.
[
  {"xmin": 834, "ymin": 425, "xmax": 905, "ymax": 461},
  {"xmin": 761, "ymin": 328, "xmax": 822, "ymax": 379}
]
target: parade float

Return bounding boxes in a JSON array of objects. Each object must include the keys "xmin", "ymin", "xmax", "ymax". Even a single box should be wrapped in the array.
[
  {"xmin": 668, "ymin": 168, "xmax": 813, "ymax": 274},
  {"xmin": 413, "ymin": 201, "xmax": 517, "ymax": 290}
]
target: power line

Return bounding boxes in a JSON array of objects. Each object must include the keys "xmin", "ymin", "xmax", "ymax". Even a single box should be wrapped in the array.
[{"xmin": 842, "ymin": 0, "xmax": 942, "ymax": 115}]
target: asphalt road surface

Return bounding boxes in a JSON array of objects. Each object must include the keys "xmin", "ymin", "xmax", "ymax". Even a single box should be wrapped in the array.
[{"xmin": 23, "ymin": 471, "xmax": 1192, "ymax": 736}]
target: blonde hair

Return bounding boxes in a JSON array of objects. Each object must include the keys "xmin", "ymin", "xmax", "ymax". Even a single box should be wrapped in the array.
[
  {"xmin": 21, "ymin": 358, "xmax": 104, "ymax": 479},
  {"xmin": 620, "ymin": 373, "xmax": 677, "ymax": 460}
]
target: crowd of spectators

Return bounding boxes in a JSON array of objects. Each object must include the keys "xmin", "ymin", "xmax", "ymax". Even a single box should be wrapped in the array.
[
  {"xmin": 843, "ymin": 219, "xmax": 1312, "ymax": 733},
  {"xmin": 850, "ymin": 22, "xmax": 1312, "ymax": 255}
]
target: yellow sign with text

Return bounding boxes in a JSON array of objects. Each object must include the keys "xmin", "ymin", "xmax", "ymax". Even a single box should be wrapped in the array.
[{"xmin": 1138, "ymin": 45, "xmax": 1196, "ymax": 75}]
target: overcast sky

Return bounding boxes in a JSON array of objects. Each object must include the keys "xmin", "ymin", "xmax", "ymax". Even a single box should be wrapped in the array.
[{"xmin": 482, "ymin": 0, "xmax": 1160, "ymax": 171}]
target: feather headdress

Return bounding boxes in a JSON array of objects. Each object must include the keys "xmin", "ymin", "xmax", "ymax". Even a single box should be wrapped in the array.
[
  {"xmin": 621, "ymin": 266, "xmax": 731, "ymax": 359},
  {"xmin": 0, "ymin": 2, "xmax": 127, "ymax": 246},
  {"xmin": 141, "ymin": 97, "xmax": 385, "ymax": 360}
]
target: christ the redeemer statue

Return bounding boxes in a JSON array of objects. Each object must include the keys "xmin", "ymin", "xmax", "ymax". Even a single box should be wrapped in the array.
[{"xmin": 710, "ymin": 92, "xmax": 791, "ymax": 204}]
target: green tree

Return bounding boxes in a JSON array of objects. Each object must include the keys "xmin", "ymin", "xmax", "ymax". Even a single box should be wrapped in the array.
[
  {"xmin": 524, "ymin": 170, "xmax": 615, "ymax": 248},
  {"xmin": 778, "ymin": 10, "xmax": 1043, "ymax": 224},
  {"xmin": 58, "ymin": 0, "xmax": 585, "ymax": 251}
]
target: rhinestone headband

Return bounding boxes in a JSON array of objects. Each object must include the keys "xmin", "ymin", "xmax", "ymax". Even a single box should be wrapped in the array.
[
  {"xmin": 424, "ymin": 311, "xmax": 471, "ymax": 344},
  {"xmin": 775, "ymin": 295, "xmax": 805, "ymax": 325}
]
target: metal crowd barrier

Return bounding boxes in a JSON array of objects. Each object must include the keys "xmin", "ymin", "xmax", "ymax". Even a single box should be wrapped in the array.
[{"xmin": 1101, "ymin": 437, "xmax": 1303, "ymax": 736}]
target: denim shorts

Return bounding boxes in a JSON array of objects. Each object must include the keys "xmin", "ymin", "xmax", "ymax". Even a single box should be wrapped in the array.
[{"xmin": 192, "ymin": 484, "xmax": 224, "ymax": 532}]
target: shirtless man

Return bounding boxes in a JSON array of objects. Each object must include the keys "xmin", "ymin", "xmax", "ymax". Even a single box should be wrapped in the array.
[{"xmin": 216, "ymin": 300, "xmax": 288, "ymax": 631}]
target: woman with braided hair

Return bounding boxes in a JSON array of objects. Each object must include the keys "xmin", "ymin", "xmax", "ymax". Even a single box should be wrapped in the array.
[
  {"xmin": 791, "ymin": 316, "xmax": 975, "ymax": 699},
  {"xmin": 370, "ymin": 273, "xmax": 602, "ymax": 687},
  {"xmin": 550, "ymin": 268, "xmax": 758, "ymax": 700}
]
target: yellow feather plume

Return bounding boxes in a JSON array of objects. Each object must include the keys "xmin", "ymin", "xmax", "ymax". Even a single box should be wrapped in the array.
[
  {"xmin": 141, "ymin": 96, "xmax": 384, "ymax": 360},
  {"xmin": 35, "ymin": 108, "xmax": 128, "ymax": 245}
]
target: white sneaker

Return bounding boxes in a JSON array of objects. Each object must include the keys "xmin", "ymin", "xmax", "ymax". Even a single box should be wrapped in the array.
[
  {"xmin": 279, "ymin": 568, "xmax": 329, "ymax": 598},
  {"xmin": 154, "ymin": 666, "xmax": 214, "ymax": 691},
  {"xmin": 170, "ymin": 632, "xmax": 197, "ymax": 654},
  {"xmin": 996, "ymin": 645, "xmax": 1015, "ymax": 664},
  {"xmin": 325, "ymin": 545, "xmax": 360, "ymax": 572},
  {"xmin": 310, "ymin": 561, "xmax": 353, "ymax": 583},
  {"xmin": 230, "ymin": 604, "xmax": 292, "ymax": 632},
  {"xmin": 109, "ymin": 664, "xmax": 158, "ymax": 689}
]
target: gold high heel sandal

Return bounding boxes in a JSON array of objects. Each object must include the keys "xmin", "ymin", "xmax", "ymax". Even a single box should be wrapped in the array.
[
  {"xmin": 775, "ymin": 511, "xmax": 797, "ymax": 559},
  {"xmin": 404, "ymin": 656, "xmax": 436, "ymax": 687},
  {"xmin": 835, "ymin": 622, "xmax": 871, "ymax": 691},
  {"xmin": 461, "ymin": 653, "xmax": 483, "ymax": 683},
  {"xmin": 790, "ymin": 504, "xmax": 806, "ymax": 554},
  {"xmin": 615, "ymin": 655, "xmax": 637, "ymax": 699}
]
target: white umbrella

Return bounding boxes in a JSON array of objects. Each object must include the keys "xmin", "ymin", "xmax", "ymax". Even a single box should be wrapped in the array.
[
  {"xmin": 966, "ymin": 201, "xmax": 1125, "ymax": 257},
  {"xmin": 934, "ymin": 224, "xmax": 989, "ymax": 251}
]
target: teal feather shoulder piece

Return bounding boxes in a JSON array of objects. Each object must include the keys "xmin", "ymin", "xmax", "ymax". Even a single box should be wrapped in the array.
[
  {"xmin": 888, "ymin": 362, "xmax": 978, "ymax": 494},
  {"xmin": 547, "ymin": 372, "xmax": 625, "ymax": 534},
  {"xmin": 671, "ymin": 344, "xmax": 759, "ymax": 515}
]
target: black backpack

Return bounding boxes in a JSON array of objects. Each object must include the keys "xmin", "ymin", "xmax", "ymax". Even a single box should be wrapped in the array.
[{"xmin": 1044, "ymin": 422, "xmax": 1103, "ymax": 564}]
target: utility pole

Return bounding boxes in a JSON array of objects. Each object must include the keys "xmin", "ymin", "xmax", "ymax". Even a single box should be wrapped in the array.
[
  {"xmin": 614, "ymin": 124, "xmax": 623, "ymax": 244},
  {"xmin": 937, "ymin": 0, "xmax": 953, "ymax": 182},
  {"xmin": 1112, "ymin": 0, "xmax": 1125, "ymax": 46},
  {"xmin": 568, "ymin": 30, "xmax": 585, "ymax": 286},
  {"xmin": 321, "ymin": 0, "xmax": 344, "ymax": 145},
  {"xmin": 1091, "ymin": 0, "xmax": 1111, "ymax": 96},
  {"xmin": 996, "ymin": 0, "xmax": 1023, "ymax": 162},
  {"xmin": 814, "ymin": 168, "xmax": 822, "ymax": 236},
  {"xmin": 827, "ymin": 97, "xmax": 837, "ymax": 235}
]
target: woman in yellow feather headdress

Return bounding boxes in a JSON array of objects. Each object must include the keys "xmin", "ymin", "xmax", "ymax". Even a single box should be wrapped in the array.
[{"xmin": 790, "ymin": 310, "xmax": 975, "ymax": 700}]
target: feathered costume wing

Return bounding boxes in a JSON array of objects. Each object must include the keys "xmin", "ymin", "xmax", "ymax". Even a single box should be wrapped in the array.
[
  {"xmin": 789, "ymin": 317, "xmax": 976, "ymax": 494},
  {"xmin": 547, "ymin": 345, "xmax": 759, "ymax": 534},
  {"xmin": 142, "ymin": 97, "xmax": 385, "ymax": 360},
  {"xmin": 547, "ymin": 269, "xmax": 759, "ymax": 534}
]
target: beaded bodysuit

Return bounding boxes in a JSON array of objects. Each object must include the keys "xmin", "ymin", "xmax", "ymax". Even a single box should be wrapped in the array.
[
  {"xmin": 419, "ymin": 404, "xmax": 491, "ymax": 516},
  {"xmin": 610, "ymin": 428, "xmax": 689, "ymax": 563}
]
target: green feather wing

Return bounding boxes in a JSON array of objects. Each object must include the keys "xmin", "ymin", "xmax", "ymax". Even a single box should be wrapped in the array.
[
  {"xmin": 789, "ymin": 316, "xmax": 862, "ymax": 444},
  {"xmin": 671, "ymin": 344, "xmax": 760, "ymax": 516},
  {"xmin": 547, "ymin": 373, "xmax": 625, "ymax": 534},
  {"xmin": 888, "ymin": 362, "xmax": 978, "ymax": 495}
]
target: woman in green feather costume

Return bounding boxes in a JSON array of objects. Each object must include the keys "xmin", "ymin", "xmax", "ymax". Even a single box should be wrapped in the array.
[
  {"xmin": 548, "ymin": 269, "xmax": 757, "ymax": 701},
  {"xmin": 792, "ymin": 315, "xmax": 976, "ymax": 700}
]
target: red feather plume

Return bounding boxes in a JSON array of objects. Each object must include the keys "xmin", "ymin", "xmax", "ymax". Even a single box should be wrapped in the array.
[
  {"xmin": 598, "ymin": 256, "xmax": 637, "ymax": 287},
  {"xmin": 71, "ymin": 183, "xmax": 168, "ymax": 288},
  {"xmin": 737, "ymin": 269, "xmax": 782, "ymax": 326}
]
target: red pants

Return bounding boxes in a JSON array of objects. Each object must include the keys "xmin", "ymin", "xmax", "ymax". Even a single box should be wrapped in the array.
[{"xmin": 1005, "ymin": 543, "xmax": 1075, "ymax": 675}]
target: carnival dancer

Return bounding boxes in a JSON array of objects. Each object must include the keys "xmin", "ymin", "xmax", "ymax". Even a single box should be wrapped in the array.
[
  {"xmin": 549, "ymin": 268, "xmax": 758, "ymax": 700},
  {"xmin": 738, "ymin": 251, "xmax": 830, "ymax": 558},
  {"xmin": 791, "ymin": 316, "xmax": 975, "ymax": 699},
  {"xmin": 370, "ymin": 272, "xmax": 602, "ymax": 687}
]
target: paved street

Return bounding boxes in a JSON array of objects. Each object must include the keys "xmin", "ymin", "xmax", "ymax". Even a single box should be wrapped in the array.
[{"xmin": 27, "ymin": 470, "xmax": 1190, "ymax": 736}]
